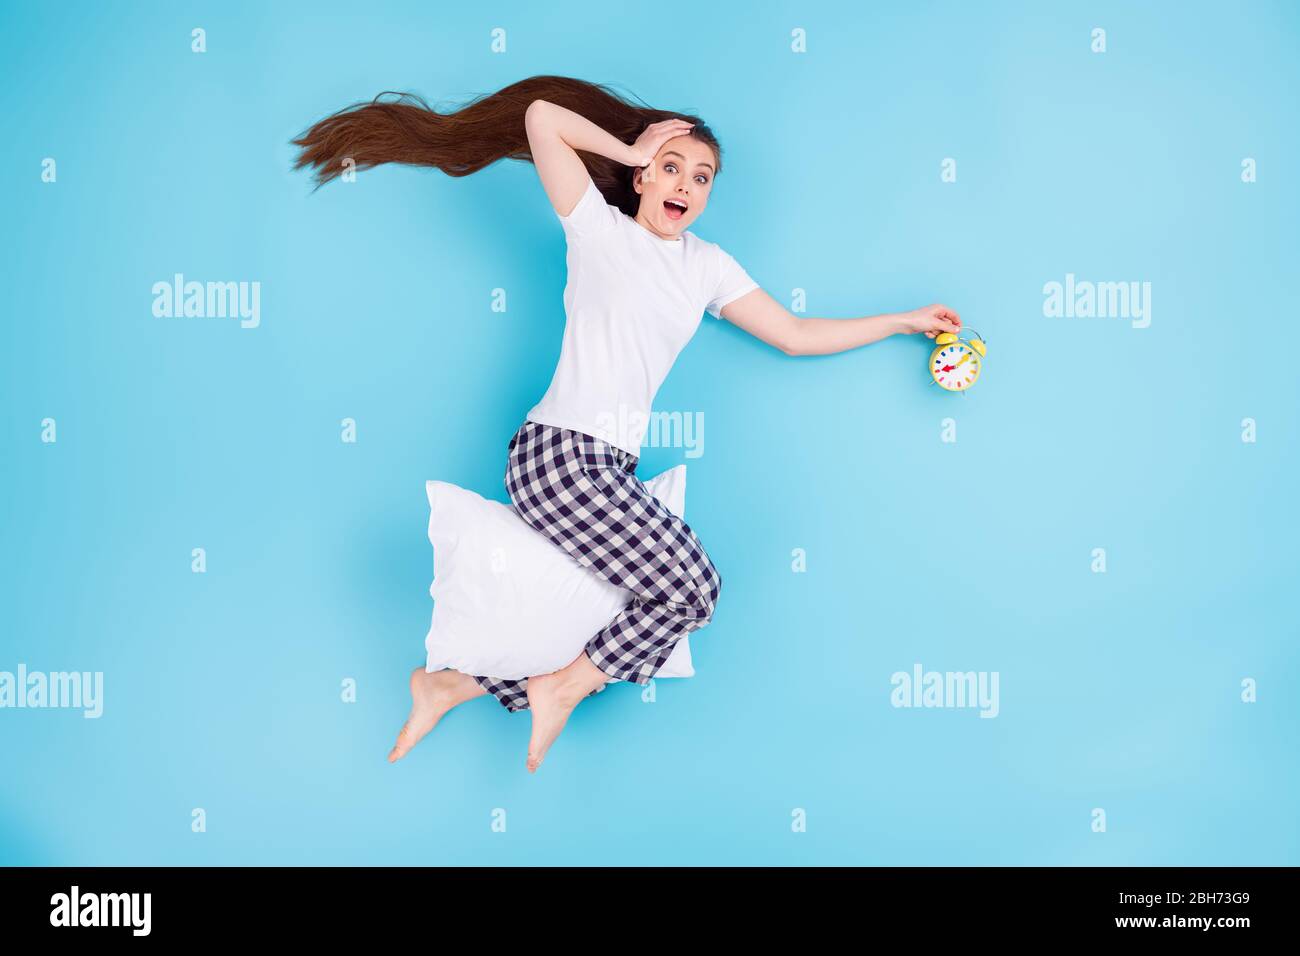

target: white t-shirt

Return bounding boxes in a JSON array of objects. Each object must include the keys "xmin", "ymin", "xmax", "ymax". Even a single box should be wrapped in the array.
[{"xmin": 525, "ymin": 175, "xmax": 759, "ymax": 458}]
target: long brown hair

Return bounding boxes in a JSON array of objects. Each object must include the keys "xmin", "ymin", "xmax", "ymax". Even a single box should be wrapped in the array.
[{"xmin": 291, "ymin": 74, "xmax": 722, "ymax": 216}]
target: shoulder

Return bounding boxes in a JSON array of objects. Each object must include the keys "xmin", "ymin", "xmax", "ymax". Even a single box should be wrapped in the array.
[
  {"xmin": 687, "ymin": 232, "xmax": 745, "ymax": 269},
  {"xmin": 557, "ymin": 176, "xmax": 621, "ymax": 239},
  {"xmin": 682, "ymin": 231, "xmax": 724, "ymax": 258}
]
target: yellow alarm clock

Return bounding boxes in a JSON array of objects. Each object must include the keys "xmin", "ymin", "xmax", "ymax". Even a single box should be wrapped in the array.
[{"xmin": 929, "ymin": 328, "xmax": 987, "ymax": 392}]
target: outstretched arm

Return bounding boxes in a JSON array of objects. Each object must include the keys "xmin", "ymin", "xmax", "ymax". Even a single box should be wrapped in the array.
[
  {"xmin": 717, "ymin": 288, "xmax": 962, "ymax": 356},
  {"xmin": 524, "ymin": 99, "xmax": 692, "ymax": 217}
]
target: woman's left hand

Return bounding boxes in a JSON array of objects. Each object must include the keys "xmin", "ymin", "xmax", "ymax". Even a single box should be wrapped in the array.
[
  {"xmin": 629, "ymin": 118, "xmax": 695, "ymax": 181},
  {"xmin": 902, "ymin": 304, "xmax": 962, "ymax": 339}
]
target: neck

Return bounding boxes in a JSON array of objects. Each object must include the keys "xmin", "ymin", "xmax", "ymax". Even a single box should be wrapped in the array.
[{"xmin": 632, "ymin": 211, "xmax": 681, "ymax": 242}]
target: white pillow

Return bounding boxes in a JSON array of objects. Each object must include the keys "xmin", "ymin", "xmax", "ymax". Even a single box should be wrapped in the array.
[{"xmin": 423, "ymin": 464, "xmax": 694, "ymax": 683}]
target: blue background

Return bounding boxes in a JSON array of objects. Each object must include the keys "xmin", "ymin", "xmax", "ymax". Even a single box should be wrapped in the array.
[{"xmin": 2, "ymin": 0, "xmax": 1297, "ymax": 865}]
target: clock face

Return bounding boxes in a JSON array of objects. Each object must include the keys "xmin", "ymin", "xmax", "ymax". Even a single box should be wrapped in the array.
[{"xmin": 932, "ymin": 343, "xmax": 981, "ymax": 391}]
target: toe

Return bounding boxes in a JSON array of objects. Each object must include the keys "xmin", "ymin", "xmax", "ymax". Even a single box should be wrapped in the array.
[{"xmin": 389, "ymin": 724, "xmax": 414, "ymax": 762}]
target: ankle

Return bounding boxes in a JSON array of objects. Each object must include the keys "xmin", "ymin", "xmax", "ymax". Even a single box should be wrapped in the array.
[
  {"xmin": 455, "ymin": 673, "xmax": 488, "ymax": 701},
  {"xmin": 436, "ymin": 669, "xmax": 487, "ymax": 702},
  {"xmin": 559, "ymin": 654, "xmax": 609, "ymax": 699}
]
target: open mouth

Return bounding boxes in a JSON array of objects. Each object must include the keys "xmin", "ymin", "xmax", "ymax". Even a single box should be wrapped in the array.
[{"xmin": 663, "ymin": 198, "xmax": 688, "ymax": 221}]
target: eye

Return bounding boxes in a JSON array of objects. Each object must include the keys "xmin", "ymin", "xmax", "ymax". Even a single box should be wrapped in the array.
[
  {"xmin": 664, "ymin": 162, "xmax": 678, "ymax": 173},
  {"xmin": 695, "ymin": 174, "xmax": 709, "ymax": 185}
]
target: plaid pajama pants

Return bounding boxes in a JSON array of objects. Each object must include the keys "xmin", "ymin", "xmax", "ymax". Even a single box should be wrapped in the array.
[{"xmin": 472, "ymin": 419, "xmax": 723, "ymax": 712}]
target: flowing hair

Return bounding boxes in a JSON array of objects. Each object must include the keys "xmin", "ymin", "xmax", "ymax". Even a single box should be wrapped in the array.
[{"xmin": 290, "ymin": 74, "xmax": 722, "ymax": 215}]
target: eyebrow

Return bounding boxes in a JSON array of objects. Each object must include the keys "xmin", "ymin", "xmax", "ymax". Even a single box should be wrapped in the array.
[{"xmin": 663, "ymin": 150, "xmax": 715, "ymax": 174}]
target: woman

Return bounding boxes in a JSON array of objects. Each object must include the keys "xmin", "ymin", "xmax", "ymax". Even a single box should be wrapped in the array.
[{"xmin": 293, "ymin": 75, "xmax": 961, "ymax": 773}]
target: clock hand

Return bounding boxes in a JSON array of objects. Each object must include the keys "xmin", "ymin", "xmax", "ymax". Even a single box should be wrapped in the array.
[{"xmin": 954, "ymin": 353, "xmax": 972, "ymax": 368}]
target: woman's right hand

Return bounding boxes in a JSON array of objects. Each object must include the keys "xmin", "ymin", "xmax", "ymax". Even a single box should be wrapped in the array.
[
  {"xmin": 628, "ymin": 118, "xmax": 694, "ymax": 180},
  {"xmin": 902, "ymin": 304, "xmax": 962, "ymax": 339}
]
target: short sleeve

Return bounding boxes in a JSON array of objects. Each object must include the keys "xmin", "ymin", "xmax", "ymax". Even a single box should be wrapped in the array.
[
  {"xmin": 557, "ymin": 176, "xmax": 619, "ymax": 240},
  {"xmin": 705, "ymin": 245, "xmax": 760, "ymax": 319}
]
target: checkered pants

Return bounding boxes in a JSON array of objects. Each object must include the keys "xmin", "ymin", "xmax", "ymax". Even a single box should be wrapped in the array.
[{"xmin": 472, "ymin": 419, "xmax": 722, "ymax": 712}]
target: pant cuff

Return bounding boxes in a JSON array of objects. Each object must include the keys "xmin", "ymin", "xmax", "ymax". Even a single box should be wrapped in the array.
[{"xmin": 584, "ymin": 645, "xmax": 658, "ymax": 686}]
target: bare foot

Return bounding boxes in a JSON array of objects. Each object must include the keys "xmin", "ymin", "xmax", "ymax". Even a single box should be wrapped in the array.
[
  {"xmin": 524, "ymin": 653, "xmax": 609, "ymax": 773},
  {"xmin": 388, "ymin": 667, "xmax": 485, "ymax": 763}
]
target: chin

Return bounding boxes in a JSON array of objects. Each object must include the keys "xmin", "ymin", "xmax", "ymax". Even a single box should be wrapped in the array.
[{"xmin": 665, "ymin": 215, "xmax": 694, "ymax": 233}]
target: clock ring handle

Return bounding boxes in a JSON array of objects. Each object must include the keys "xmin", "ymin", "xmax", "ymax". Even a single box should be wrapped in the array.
[{"xmin": 936, "ymin": 327, "xmax": 986, "ymax": 353}]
